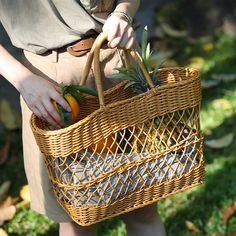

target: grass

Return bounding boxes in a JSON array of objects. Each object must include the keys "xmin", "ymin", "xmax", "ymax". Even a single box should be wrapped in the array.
[{"xmin": 1, "ymin": 32, "xmax": 236, "ymax": 235}]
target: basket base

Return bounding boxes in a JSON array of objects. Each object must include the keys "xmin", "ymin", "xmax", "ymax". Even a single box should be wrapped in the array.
[{"xmin": 56, "ymin": 161, "xmax": 205, "ymax": 226}]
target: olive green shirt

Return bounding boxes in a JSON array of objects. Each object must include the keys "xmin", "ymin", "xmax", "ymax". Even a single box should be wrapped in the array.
[{"xmin": 0, "ymin": 0, "xmax": 116, "ymax": 54}]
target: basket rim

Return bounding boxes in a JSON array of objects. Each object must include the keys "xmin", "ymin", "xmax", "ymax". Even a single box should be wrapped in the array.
[{"xmin": 30, "ymin": 67, "xmax": 200, "ymax": 136}]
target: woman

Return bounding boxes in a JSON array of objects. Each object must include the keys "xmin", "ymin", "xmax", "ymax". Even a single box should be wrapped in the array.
[{"xmin": 0, "ymin": 1, "xmax": 166, "ymax": 235}]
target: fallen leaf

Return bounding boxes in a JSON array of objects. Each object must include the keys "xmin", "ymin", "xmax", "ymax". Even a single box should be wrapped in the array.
[
  {"xmin": 0, "ymin": 99, "xmax": 21, "ymax": 130},
  {"xmin": 0, "ymin": 196, "xmax": 18, "ymax": 207},
  {"xmin": 202, "ymin": 43, "xmax": 214, "ymax": 52},
  {"xmin": 229, "ymin": 233, "xmax": 236, "ymax": 236},
  {"xmin": 0, "ymin": 228, "xmax": 8, "ymax": 236},
  {"xmin": 205, "ymin": 133, "xmax": 234, "ymax": 149},
  {"xmin": 0, "ymin": 197, "xmax": 16, "ymax": 225},
  {"xmin": 162, "ymin": 59, "xmax": 178, "ymax": 68},
  {"xmin": 222, "ymin": 17, "xmax": 236, "ymax": 36},
  {"xmin": 212, "ymin": 73, "xmax": 236, "ymax": 83},
  {"xmin": 148, "ymin": 51, "xmax": 175, "ymax": 69},
  {"xmin": 212, "ymin": 98, "xmax": 232, "ymax": 110},
  {"xmin": 0, "ymin": 136, "xmax": 11, "ymax": 166},
  {"xmin": 185, "ymin": 220, "xmax": 201, "ymax": 233},
  {"xmin": 0, "ymin": 181, "xmax": 11, "ymax": 202},
  {"xmin": 19, "ymin": 185, "xmax": 31, "ymax": 203},
  {"xmin": 201, "ymin": 80, "xmax": 220, "ymax": 89},
  {"xmin": 153, "ymin": 26, "xmax": 165, "ymax": 38},
  {"xmin": 222, "ymin": 202, "xmax": 236, "ymax": 223},
  {"xmin": 160, "ymin": 22, "xmax": 188, "ymax": 37},
  {"xmin": 187, "ymin": 57, "xmax": 205, "ymax": 71}
]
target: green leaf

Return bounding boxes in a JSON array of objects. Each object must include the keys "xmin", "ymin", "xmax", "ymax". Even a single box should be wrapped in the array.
[
  {"xmin": 109, "ymin": 73, "xmax": 130, "ymax": 80},
  {"xmin": 124, "ymin": 81, "xmax": 139, "ymax": 89},
  {"xmin": 68, "ymin": 89, "xmax": 83, "ymax": 105},
  {"xmin": 151, "ymin": 61, "xmax": 165, "ymax": 86},
  {"xmin": 57, "ymin": 103, "xmax": 71, "ymax": 127},
  {"xmin": 113, "ymin": 67, "xmax": 131, "ymax": 73},
  {"xmin": 76, "ymin": 85, "xmax": 98, "ymax": 96},
  {"xmin": 145, "ymin": 43, "xmax": 151, "ymax": 63},
  {"xmin": 141, "ymin": 26, "xmax": 148, "ymax": 61},
  {"xmin": 59, "ymin": 82, "xmax": 65, "ymax": 91}
]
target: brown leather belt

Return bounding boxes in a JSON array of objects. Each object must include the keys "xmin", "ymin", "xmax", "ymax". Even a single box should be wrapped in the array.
[{"xmin": 56, "ymin": 34, "xmax": 99, "ymax": 57}]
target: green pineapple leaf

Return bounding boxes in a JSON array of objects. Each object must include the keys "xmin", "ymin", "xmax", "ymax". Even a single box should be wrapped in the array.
[
  {"xmin": 151, "ymin": 61, "xmax": 165, "ymax": 86},
  {"xmin": 124, "ymin": 81, "xmax": 139, "ymax": 89},
  {"xmin": 141, "ymin": 26, "xmax": 148, "ymax": 62},
  {"xmin": 110, "ymin": 26, "xmax": 164, "ymax": 95},
  {"xmin": 109, "ymin": 72, "xmax": 130, "ymax": 80},
  {"xmin": 145, "ymin": 43, "xmax": 151, "ymax": 64}
]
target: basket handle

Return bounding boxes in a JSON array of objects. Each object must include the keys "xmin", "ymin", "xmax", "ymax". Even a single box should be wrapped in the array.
[{"xmin": 80, "ymin": 32, "xmax": 154, "ymax": 108}]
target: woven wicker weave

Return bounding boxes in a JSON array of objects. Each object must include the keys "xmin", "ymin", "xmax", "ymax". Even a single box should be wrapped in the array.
[{"xmin": 30, "ymin": 33, "xmax": 204, "ymax": 226}]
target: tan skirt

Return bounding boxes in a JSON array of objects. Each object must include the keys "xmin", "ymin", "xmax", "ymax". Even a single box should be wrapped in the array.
[{"xmin": 20, "ymin": 47, "xmax": 125, "ymax": 222}]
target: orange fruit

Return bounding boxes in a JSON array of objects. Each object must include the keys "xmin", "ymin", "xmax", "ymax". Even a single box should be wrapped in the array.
[
  {"xmin": 88, "ymin": 134, "xmax": 118, "ymax": 154},
  {"xmin": 53, "ymin": 93, "xmax": 80, "ymax": 126},
  {"xmin": 64, "ymin": 93, "xmax": 80, "ymax": 123}
]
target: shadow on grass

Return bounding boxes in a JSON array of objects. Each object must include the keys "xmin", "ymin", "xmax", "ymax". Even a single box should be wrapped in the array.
[
  {"xmin": 163, "ymin": 113, "xmax": 236, "ymax": 236},
  {"xmin": 201, "ymin": 80, "xmax": 236, "ymax": 111},
  {"xmin": 203, "ymin": 112, "xmax": 236, "ymax": 165}
]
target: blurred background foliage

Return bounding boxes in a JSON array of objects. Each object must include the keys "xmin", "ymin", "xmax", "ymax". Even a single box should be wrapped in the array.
[{"xmin": 1, "ymin": 0, "xmax": 236, "ymax": 235}]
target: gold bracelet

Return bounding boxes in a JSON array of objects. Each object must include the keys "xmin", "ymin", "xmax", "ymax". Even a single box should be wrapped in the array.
[{"xmin": 108, "ymin": 11, "xmax": 133, "ymax": 25}]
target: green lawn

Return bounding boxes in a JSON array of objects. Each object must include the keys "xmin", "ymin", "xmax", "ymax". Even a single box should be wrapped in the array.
[{"xmin": 1, "ymin": 32, "xmax": 236, "ymax": 236}]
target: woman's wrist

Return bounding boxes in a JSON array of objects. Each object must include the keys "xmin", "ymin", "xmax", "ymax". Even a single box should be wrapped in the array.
[
  {"xmin": 114, "ymin": 0, "xmax": 140, "ymax": 19},
  {"xmin": 108, "ymin": 11, "xmax": 133, "ymax": 25}
]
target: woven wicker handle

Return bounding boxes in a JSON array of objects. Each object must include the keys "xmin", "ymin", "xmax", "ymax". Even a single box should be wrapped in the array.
[{"xmin": 80, "ymin": 32, "xmax": 154, "ymax": 107}]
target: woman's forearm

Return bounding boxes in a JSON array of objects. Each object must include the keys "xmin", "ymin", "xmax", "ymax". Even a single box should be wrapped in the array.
[
  {"xmin": 0, "ymin": 44, "xmax": 32, "ymax": 91},
  {"xmin": 115, "ymin": 0, "xmax": 140, "ymax": 18}
]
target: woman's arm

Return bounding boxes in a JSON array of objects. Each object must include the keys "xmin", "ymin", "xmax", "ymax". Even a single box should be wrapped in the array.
[
  {"xmin": 103, "ymin": 0, "xmax": 140, "ymax": 49},
  {"xmin": 0, "ymin": 44, "xmax": 71, "ymax": 128}
]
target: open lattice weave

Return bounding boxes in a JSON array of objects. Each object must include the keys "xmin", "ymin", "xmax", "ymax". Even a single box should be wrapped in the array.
[{"xmin": 31, "ymin": 67, "xmax": 204, "ymax": 226}]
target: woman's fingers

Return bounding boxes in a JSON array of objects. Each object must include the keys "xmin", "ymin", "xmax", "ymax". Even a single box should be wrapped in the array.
[
  {"xmin": 104, "ymin": 22, "xmax": 119, "ymax": 42},
  {"xmin": 125, "ymin": 33, "xmax": 135, "ymax": 49},
  {"xmin": 49, "ymin": 89, "xmax": 71, "ymax": 112},
  {"xmin": 42, "ymin": 98, "xmax": 63, "ymax": 127},
  {"xmin": 103, "ymin": 14, "xmax": 135, "ymax": 49},
  {"xmin": 36, "ymin": 103, "xmax": 62, "ymax": 129},
  {"xmin": 118, "ymin": 27, "xmax": 135, "ymax": 49}
]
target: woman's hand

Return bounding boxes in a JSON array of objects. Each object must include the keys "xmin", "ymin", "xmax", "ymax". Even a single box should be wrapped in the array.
[
  {"xmin": 103, "ymin": 13, "xmax": 135, "ymax": 49},
  {"xmin": 19, "ymin": 73, "xmax": 71, "ymax": 129},
  {"xmin": 0, "ymin": 45, "xmax": 71, "ymax": 129}
]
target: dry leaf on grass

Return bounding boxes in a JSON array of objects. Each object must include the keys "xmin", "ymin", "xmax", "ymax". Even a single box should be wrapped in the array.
[
  {"xmin": 185, "ymin": 220, "xmax": 201, "ymax": 233},
  {"xmin": 212, "ymin": 73, "xmax": 236, "ymax": 83},
  {"xmin": 0, "ymin": 197, "xmax": 16, "ymax": 225},
  {"xmin": 201, "ymin": 80, "xmax": 220, "ymax": 89},
  {"xmin": 212, "ymin": 98, "xmax": 232, "ymax": 110},
  {"xmin": 0, "ymin": 228, "xmax": 8, "ymax": 236},
  {"xmin": 202, "ymin": 43, "xmax": 214, "ymax": 52},
  {"xmin": 0, "ymin": 181, "xmax": 11, "ymax": 202},
  {"xmin": 0, "ymin": 99, "xmax": 21, "ymax": 130},
  {"xmin": 0, "ymin": 137, "xmax": 11, "ymax": 166},
  {"xmin": 222, "ymin": 202, "xmax": 236, "ymax": 223},
  {"xmin": 19, "ymin": 185, "xmax": 30, "ymax": 203},
  {"xmin": 229, "ymin": 233, "xmax": 236, "ymax": 236},
  {"xmin": 187, "ymin": 57, "xmax": 205, "ymax": 71},
  {"xmin": 205, "ymin": 133, "xmax": 234, "ymax": 149},
  {"xmin": 160, "ymin": 22, "xmax": 187, "ymax": 37}
]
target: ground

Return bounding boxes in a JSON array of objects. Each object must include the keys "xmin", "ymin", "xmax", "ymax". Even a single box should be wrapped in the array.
[{"xmin": 1, "ymin": 1, "xmax": 236, "ymax": 236}]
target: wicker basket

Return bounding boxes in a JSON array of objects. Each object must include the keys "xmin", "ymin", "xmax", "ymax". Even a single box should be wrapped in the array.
[{"xmin": 30, "ymin": 33, "xmax": 204, "ymax": 226}]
